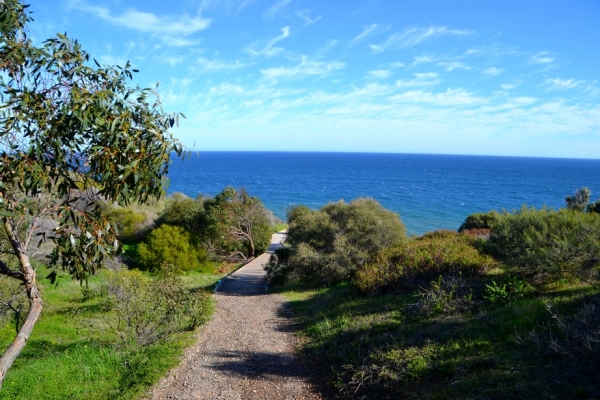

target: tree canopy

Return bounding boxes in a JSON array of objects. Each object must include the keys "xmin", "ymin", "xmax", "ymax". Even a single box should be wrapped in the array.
[{"xmin": 0, "ymin": 0, "xmax": 183, "ymax": 386}]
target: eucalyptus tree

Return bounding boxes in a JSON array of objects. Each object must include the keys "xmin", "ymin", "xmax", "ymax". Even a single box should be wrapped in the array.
[{"xmin": 0, "ymin": 0, "xmax": 184, "ymax": 386}]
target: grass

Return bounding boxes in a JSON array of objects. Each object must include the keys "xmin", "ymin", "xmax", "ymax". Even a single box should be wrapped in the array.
[
  {"xmin": 276, "ymin": 276, "xmax": 600, "ymax": 399},
  {"xmin": 0, "ymin": 263, "xmax": 227, "ymax": 400}
]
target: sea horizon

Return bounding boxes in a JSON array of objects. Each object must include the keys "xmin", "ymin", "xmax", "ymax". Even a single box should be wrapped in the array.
[{"xmin": 166, "ymin": 151, "xmax": 600, "ymax": 236}]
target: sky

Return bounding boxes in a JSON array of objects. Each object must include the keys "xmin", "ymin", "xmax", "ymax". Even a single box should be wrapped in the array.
[{"xmin": 26, "ymin": 0, "xmax": 600, "ymax": 158}]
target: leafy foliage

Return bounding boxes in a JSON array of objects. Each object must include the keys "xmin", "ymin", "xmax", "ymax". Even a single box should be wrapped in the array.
[
  {"xmin": 486, "ymin": 207, "xmax": 600, "ymax": 283},
  {"xmin": 159, "ymin": 188, "xmax": 272, "ymax": 259},
  {"xmin": 566, "ymin": 187, "xmax": 591, "ymax": 212},
  {"xmin": 0, "ymin": 0, "xmax": 183, "ymax": 384},
  {"xmin": 102, "ymin": 269, "xmax": 212, "ymax": 348},
  {"xmin": 483, "ymin": 276, "xmax": 535, "ymax": 305},
  {"xmin": 158, "ymin": 192, "xmax": 206, "ymax": 235},
  {"xmin": 106, "ymin": 207, "xmax": 147, "ymax": 243},
  {"xmin": 354, "ymin": 234, "xmax": 495, "ymax": 295},
  {"xmin": 458, "ymin": 210, "xmax": 502, "ymax": 232},
  {"xmin": 266, "ymin": 198, "xmax": 406, "ymax": 285},
  {"xmin": 136, "ymin": 225, "xmax": 211, "ymax": 274}
]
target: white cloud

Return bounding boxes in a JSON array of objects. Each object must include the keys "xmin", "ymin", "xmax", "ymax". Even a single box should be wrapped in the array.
[
  {"xmin": 389, "ymin": 62, "xmax": 405, "ymax": 69},
  {"xmin": 542, "ymin": 78, "xmax": 585, "ymax": 91},
  {"xmin": 395, "ymin": 72, "xmax": 440, "ymax": 88},
  {"xmin": 408, "ymin": 55, "xmax": 434, "ymax": 68},
  {"xmin": 500, "ymin": 83, "xmax": 517, "ymax": 90},
  {"xmin": 68, "ymin": 0, "xmax": 210, "ymax": 41},
  {"xmin": 367, "ymin": 70, "xmax": 392, "ymax": 79},
  {"xmin": 316, "ymin": 40, "xmax": 338, "ymax": 58},
  {"xmin": 482, "ymin": 67, "xmax": 504, "ymax": 76},
  {"xmin": 163, "ymin": 56, "xmax": 186, "ymax": 66},
  {"xmin": 391, "ymin": 88, "xmax": 485, "ymax": 106},
  {"xmin": 438, "ymin": 62, "xmax": 470, "ymax": 71},
  {"xmin": 296, "ymin": 10, "xmax": 322, "ymax": 26},
  {"xmin": 260, "ymin": 56, "xmax": 345, "ymax": 80},
  {"xmin": 369, "ymin": 26, "xmax": 473, "ymax": 53},
  {"xmin": 263, "ymin": 0, "xmax": 291, "ymax": 20},
  {"xmin": 194, "ymin": 57, "xmax": 249, "ymax": 72},
  {"xmin": 532, "ymin": 51, "xmax": 555, "ymax": 64},
  {"xmin": 350, "ymin": 23, "xmax": 390, "ymax": 47},
  {"xmin": 246, "ymin": 26, "xmax": 291, "ymax": 57}
]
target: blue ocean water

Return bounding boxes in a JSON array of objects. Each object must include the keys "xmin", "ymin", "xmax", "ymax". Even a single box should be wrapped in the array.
[{"xmin": 166, "ymin": 152, "xmax": 600, "ymax": 236}]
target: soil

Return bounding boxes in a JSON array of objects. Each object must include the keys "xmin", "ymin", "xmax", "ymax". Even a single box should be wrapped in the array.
[{"xmin": 146, "ymin": 233, "xmax": 324, "ymax": 399}]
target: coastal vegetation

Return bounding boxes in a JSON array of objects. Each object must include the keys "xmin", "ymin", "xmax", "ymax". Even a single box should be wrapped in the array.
[
  {"xmin": 0, "ymin": 0, "xmax": 186, "ymax": 387},
  {"xmin": 0, "ymin": 1, "xmax": 276, "ymax": 396},
  {"xmin": 271, "ymin": 191, "xmax": 600, "ymax": 399}
]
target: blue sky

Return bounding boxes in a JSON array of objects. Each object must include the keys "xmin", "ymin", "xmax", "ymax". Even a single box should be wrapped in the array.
[{"xmin": 28, "ymin": 0, "xmax": 600, "ymax": 158}]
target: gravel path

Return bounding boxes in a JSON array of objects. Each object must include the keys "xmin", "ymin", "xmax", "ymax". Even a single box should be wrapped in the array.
[{"xmin": 147, "ymin": 232, "xmax": 323, "ymax": 400}]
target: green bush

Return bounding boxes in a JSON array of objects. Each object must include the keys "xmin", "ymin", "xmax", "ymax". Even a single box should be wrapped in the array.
[
  {"xmin": 137, "ymin": 224, "xmax": 212, "ymax": 273},
  {"xmin": 354, "ymin": 235, "xmax": 495, "ymax": 295},
  {"xmin": 486, "ymin": 207, "xmax": 600, "ymax": 283},
  {"xmin": 458, "ymin": 210, "xmax": 502, "ymax": 232},
  {"xmin": 483, "ymin": 276, "xmax": 535, "ymax": 305},
  {"xmin": 158, "ymin": 192, "xmax": 206, "ymax": 234},
  {"xmin": 107, "ymin": 207, "xmax": 147, "ymax": 242},
  {"xmin": 102, "ymin": 269, "xmax": 212, "ymax": 348},
  {"xmin": 266, "ymin": 198, "xmax": 407, "ymax": 286}
]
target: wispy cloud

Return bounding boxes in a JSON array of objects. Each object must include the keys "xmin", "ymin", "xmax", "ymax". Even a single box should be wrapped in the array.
[
  {"xmin": 438, "ymin": 61, "xmax": 470, "ymax": 71},
  {"xmin": 408, "ymin": 55, "xmax": 434, "ymax": 68},
  {"xmin": 482, "ymin": 67, "xmax": 504, "ymax": 76},
  {"xmin": 260, "ymin": 55, "xmax": 345, "ymax": 80},
  {"xmin": 68, "ymin": 0, "xmax": 210, "ymax": 42},
  {"xmin": 531, "ymin": 51, "xmax": 555, "ymax": 64},
  {"xmin": 316, "ymin": 40, "xmax": 338, "ymax": 58},
  {"xmin": 390, "ymin": 88, "xmax": 485, "ymax": 106},
  {"xmin": 246, "ymin": 26, "xmax": 290, "ymax": 57},
  {"xmin": 395, "ymin": 72, "xmax": 440, "ymax": 88},
  {"xmin": 200, "ymin": 0, "xmax": 255, "ymax": 14},
  {"xmin": 263, "ymin": 0, "xmax": 291, "ymax": 20},
  {"xmin": 193, "ymin": 57, "xmax": 249, "ymax": 73},
  {"xmin": 369, "ymin": 26, "xmax": 473, "ymax": 53},
  {"xmin": 296, "ymin": 10, "xmax": 322, "ymax": 26},
  {"xmin": 350, "ymin": 23, "xmax": 390, "ymax": 47},
  {"xmin": 367, "ymin": 70, "xmax": 392, "ymax": 79},
  {"xmin": 542, "ymin": 78, "xmax": 585, "ymax": 91}
]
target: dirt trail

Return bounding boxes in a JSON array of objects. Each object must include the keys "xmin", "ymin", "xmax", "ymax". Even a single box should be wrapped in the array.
[{"xmin": 147, "ymin": 232, "xmax": 322, "ymax": 400}]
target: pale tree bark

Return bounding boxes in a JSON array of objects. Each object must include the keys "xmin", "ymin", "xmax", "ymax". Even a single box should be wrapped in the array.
[{"xmin": 0, "ymin": 218, "xmax": 43, "ymax": 389}]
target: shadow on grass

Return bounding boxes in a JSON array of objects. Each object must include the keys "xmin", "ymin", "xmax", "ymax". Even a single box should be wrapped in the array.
[{"xmin": 280, "ymin": 281, "xmax": 600, "ymax": 399}]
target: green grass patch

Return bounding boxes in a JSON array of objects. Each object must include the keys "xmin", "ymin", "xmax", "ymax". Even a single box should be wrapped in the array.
[
  {"xmin": 278, "ymin": 277, "xmax": 600, "ymax": 399},
  {"xmin": 0, "ymin": 264, "xmax": 224, "ymax": 399}
]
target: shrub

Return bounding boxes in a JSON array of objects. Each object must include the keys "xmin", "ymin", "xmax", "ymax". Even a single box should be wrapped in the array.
[
  {"xmin": 418, "ymin": 230, "xmax": 459, "ymax": 240},
  {"xmin": 137, "ymin": 224, "xmax": 212, "ymax": 273},
  {"xmin": 458, "ymin": 210, "xmax": 502, "ymax": 232},
  {"xmin": 267, "ymin": 198, "xmax": 407, "ymax": 285},
  {"xmin": 486, "ymin": 207, "xmax": 600, "ymax": 283},
  {"xmin": 102, "ymin": 269, "xmax": 212, "ymax": 348},
  {"xmin": 106, "ymin": 207, "xmax": 148, "ymax": 242},
  {"xmin": 158, "ymin": 192, "xmax": 206, "ymax": 234},
  {"xmin": 411, "ymin": 273, "xmax": 475, "ymax": 316},
  {"xmin": 483, "ymin": 276, "xmax": 535, "ymax": 305},
  {"xmin": 355, "ymin": 235, "xmax": 495, "ymax": 295}
]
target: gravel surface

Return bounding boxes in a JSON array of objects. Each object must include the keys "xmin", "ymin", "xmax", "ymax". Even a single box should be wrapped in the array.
[{"xmin": 147, "ymin": 233, "xmax": 323, "ymax": 400}]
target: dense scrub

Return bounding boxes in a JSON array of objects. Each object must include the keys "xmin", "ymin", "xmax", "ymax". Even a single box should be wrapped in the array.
[
  {"xmin": 276, "ymin": 196, "xmax": 600, "ymax": 399},
  {"xmin": 266, "ymin": 198, "xmax": 406, "ymax": 286},
  {"xmin": 158, "ymin": 187, "xmax": 273, "ymax": 259},
  {"xmin": 486, "ymin": 207, "xmax": 600, "ymax": 284},
  {"xmin": 354, "ymin": 234, "xmax": 496, "ymax": 295}
]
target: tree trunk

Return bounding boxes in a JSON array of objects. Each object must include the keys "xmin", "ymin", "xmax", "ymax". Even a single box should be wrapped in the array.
[{"xmin": 0, "ymin": 218, "xmax": 43, "ymax": 389}]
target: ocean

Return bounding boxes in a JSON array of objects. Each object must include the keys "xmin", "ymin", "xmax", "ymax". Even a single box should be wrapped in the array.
[{"xmin": 166, "ymin": 152, "xmax": 600, "ymax": 236}]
